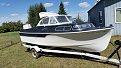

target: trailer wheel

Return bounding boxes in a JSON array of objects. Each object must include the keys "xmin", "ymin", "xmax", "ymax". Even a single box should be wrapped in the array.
[{"xmin": 31, "ymin": 48, "xmax": 40, "ymax": 59}]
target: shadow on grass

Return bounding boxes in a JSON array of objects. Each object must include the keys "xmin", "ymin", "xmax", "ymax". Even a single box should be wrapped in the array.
[
  {"xmin": 41, "ymin": 52, "xmax": 119, "ymax": 67},
  {"xmin": 0, "ymin": 41, "xmax": 20, "ymax": 50}
]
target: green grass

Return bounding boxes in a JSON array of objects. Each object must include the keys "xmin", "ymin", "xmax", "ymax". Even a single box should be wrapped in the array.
[{"xmin": 0, "ymin": 32, "xmax": 121, "ymax": 68}]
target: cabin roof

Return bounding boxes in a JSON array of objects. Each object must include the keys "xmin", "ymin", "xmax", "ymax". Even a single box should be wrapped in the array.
[
  {"xmin": 39, "ymin": 12, "xmax": 71, "ymax": 18},
  {"xmin": 39, "ymin": 12, "xmax": 59, "ymax": 18}
]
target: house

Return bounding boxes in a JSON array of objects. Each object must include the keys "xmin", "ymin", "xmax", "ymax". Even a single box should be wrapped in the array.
[{"xmin": 88, "ymin": 0, "xmax": 121, "ymax": 35}]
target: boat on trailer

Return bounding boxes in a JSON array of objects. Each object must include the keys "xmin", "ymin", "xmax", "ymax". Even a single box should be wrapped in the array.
[
  {"xmin": 19, "ymin": 12, "xmax": 113, "ymax": 52},
  {"xmin": 19, "ymin": 12, "xmax": 121, "ymax": 67}
]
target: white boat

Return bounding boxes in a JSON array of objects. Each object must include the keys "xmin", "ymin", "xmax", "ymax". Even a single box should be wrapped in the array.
[{"xmin": 19, "ymin": 12, "xmax": 113, "ymax": 52}]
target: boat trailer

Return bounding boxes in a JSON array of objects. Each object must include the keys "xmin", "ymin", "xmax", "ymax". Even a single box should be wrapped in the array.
[{"xmin": 22, "ymin": 40, "xmax": 121, "ymax": 67}]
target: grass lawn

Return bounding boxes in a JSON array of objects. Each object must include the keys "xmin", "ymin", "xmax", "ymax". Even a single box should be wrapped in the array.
[{"xmin": 0, "ymin": 32, "xmax": 121, "ymax": 68}]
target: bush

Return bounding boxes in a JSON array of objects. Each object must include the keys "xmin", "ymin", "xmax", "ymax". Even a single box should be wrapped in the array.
[
  {"xmin": 0, "ymin": 20, "xmax": 23, "ymax": 33},
  {"xmin": 0, "ymin": 26, "xmax": 5, "ymax": 33}
]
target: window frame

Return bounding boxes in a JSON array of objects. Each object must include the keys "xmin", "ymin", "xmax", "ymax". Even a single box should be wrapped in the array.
[
  {"xmin": 66, "ymin": 16, "xmax": 72, "ymax": 22},
  {"xmin": 39, "ymin": 17, "xmax": 49, "ymax": 26},
  {"xmin": 42, "ymin": 17, "xmax": 49, "ymax": 24},
  {"xmin": 49, "ymin": 17, "xmax": 57, "ymax": 24},
  {"xmin": 115, "ymin": 7, "xmax": 121, "ymax": 24},
  {"xmin": 37, "ymin": 16, "xmax": 72, "ymax": 27},
  {"xmin": 55, "ymin": 16, "xmax": 69, "ymax": 23}
]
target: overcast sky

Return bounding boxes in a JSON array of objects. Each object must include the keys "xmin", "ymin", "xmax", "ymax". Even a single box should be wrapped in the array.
[{"xmin": 0, "ymin": 0, "xmax": 96, "ymax": 24}]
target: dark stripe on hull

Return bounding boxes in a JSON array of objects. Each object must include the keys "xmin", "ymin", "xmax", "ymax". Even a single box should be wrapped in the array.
[
  {"xmin": 19, "ymin": 33, "xmax": 48, "ymax": 37},
  {"xmin": 20, "ymin": 23, "xmax": 105, "ymax": 34},
  {"xmin": 20, "ymin": 24, "xmax": 75, "ymax": 33}
]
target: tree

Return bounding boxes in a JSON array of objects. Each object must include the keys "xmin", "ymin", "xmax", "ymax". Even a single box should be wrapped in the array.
[
  {"xmin": 27, "ymin": 3, "xmax": 47, "ymax": 27},
  {"xmin": 27, "ymin": 6, "xmax": 36, "ymax": 27},
  {"xmin": 58, "ymin": 2, "xmax": 67, "ymax": 15},
  {"xmin": 76, "ymin": 12, "xmax": 83, "ymax": 23}
]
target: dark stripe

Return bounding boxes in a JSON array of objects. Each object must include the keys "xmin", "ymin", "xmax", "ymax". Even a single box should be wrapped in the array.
[
  {"xmin": 20, "ymin": 24, "xmax": 75, "ymax": 33},
  {"xmin": 19, "ymin": 23, "xmax": 105, "ymax": 36},
  {"xmin": 19, "ymin": 33, "xmax": 48, "ymax": 37}
]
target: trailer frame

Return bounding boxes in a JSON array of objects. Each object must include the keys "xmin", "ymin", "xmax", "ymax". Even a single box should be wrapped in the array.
[{"xmin": 22, "ymin": 40, "xmax": 121, "ymax": 67}]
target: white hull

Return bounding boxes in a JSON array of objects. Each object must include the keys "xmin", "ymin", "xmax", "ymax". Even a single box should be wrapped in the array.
[{"xmin": 20, "ymin": 28, "xmax": 113, "ymax": 52}]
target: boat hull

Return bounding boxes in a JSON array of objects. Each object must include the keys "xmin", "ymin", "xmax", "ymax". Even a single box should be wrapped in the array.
[{"xmin": 19, "ymin": 28, "xmax": 113, "ymax": 52}]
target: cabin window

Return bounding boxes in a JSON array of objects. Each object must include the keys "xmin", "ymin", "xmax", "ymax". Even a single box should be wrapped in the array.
[
  {"xmin": 55, "ymin": 26, "xmax": 71, "ymax": 31},
  {"xmin": 43, "ymin": 18, "xmax": 49, "ymax": 24},
  {"xmin": 40, "ymin": 18, "xmax": 49, "ymax": 25},
  {"xmin": 55, "ymin": 16, "xmax": 68, "ymax": 23},
  {"xmin": 67, "ymin": 16, "xmax": 73, "ymax": 22},
  {"xmin": 40, "ymin": 21, "xmax": 43, "ymax": 25},
  {"xmin": 64, "ymin": 26, "xmax": 71, "ymax": 31},
  {"xmin": 50, "ymin": 17, "xmax": 57, "ymax": 24},
  {"xmin": 116, "ymin": 8, "xmax": 121, "ymax": 23},
  {"xmin": 55, "ymin": 26, "xmax": 64, "ymax": 31}
]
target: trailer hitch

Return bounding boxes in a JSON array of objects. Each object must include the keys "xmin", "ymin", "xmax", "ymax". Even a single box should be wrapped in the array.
[{"xmin": 107, "ymin": 40, "xmax": 121, "ymax": 67}]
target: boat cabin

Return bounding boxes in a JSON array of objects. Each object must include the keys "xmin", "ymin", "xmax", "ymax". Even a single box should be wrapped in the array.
[
  {"xmin": 37, "ymin": 12, "xmax": 73, "ymax": 26},
  {"xmin": 23, "ymin": 12, "xmax": 95, "ymax": 32},
  {"xmin": 36, "ymin": 12, "xmax": 95, "ymax": 31}
]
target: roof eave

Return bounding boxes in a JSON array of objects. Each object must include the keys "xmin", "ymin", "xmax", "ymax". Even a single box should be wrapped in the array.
[{"xmin": 88, "ymin": 0, "xmax": 103, "ymax": 12}]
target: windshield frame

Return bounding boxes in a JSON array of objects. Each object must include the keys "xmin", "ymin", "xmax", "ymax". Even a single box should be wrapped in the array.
[
  {"xmin": 55, "ymin": 15, "xmax": 72, "ymax": 23},
  {"xmin": 37, "ymin": 15, "xmax": 72, "ymax": 27},
  {"xmin": 66, "ymin": 16, "xmax": 72, "ymax": 22},
  {"xmin": 55, "ymin": 16, "xmax": 69, "ymax": 23}
]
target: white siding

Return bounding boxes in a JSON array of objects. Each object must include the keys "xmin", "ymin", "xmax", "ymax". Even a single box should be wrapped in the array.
[{"xmin": 105, "ymin": 1, "xmax": 121, "ymax": 35}]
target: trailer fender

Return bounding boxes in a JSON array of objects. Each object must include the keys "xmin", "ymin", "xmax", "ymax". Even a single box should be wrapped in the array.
[{"xmin": 31, "ymin": 46, "xmax": 41, "ymax": 52}]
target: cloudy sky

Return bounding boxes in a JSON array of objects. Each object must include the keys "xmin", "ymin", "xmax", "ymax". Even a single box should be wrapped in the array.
[{"xmin": 0, "ymin": 0, "xmax": 96, "ymax": 24}]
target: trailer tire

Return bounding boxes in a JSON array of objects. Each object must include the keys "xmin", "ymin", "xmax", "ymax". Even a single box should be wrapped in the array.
[{"xmin": 31, "ymin": 48, "xmax": 40, "ymax": 59}]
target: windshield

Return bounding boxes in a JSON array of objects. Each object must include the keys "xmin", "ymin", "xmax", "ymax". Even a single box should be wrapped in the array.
[
  {"xmin": 67, "ymin": 16, "xmax": 73, "ymax": 22},
  {"xmin": 55, "ymin": 16, "xmax": 69, "ymax": 23}
]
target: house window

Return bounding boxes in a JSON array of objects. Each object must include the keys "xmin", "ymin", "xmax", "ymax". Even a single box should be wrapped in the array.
[
  {"xmin": 116, "ymin": 8, "xmax": 121, "ymax": 23},
  {"xmin": 99, "ymin": 11, "xmax": 103, "ymax": 17},
  {"xmin": 99, "ymin": 11, "xmax": 103, "ymax": 23},
  {"xmin": 99, "ymin": 11, "xmax": 103, "ymax": 26}
]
